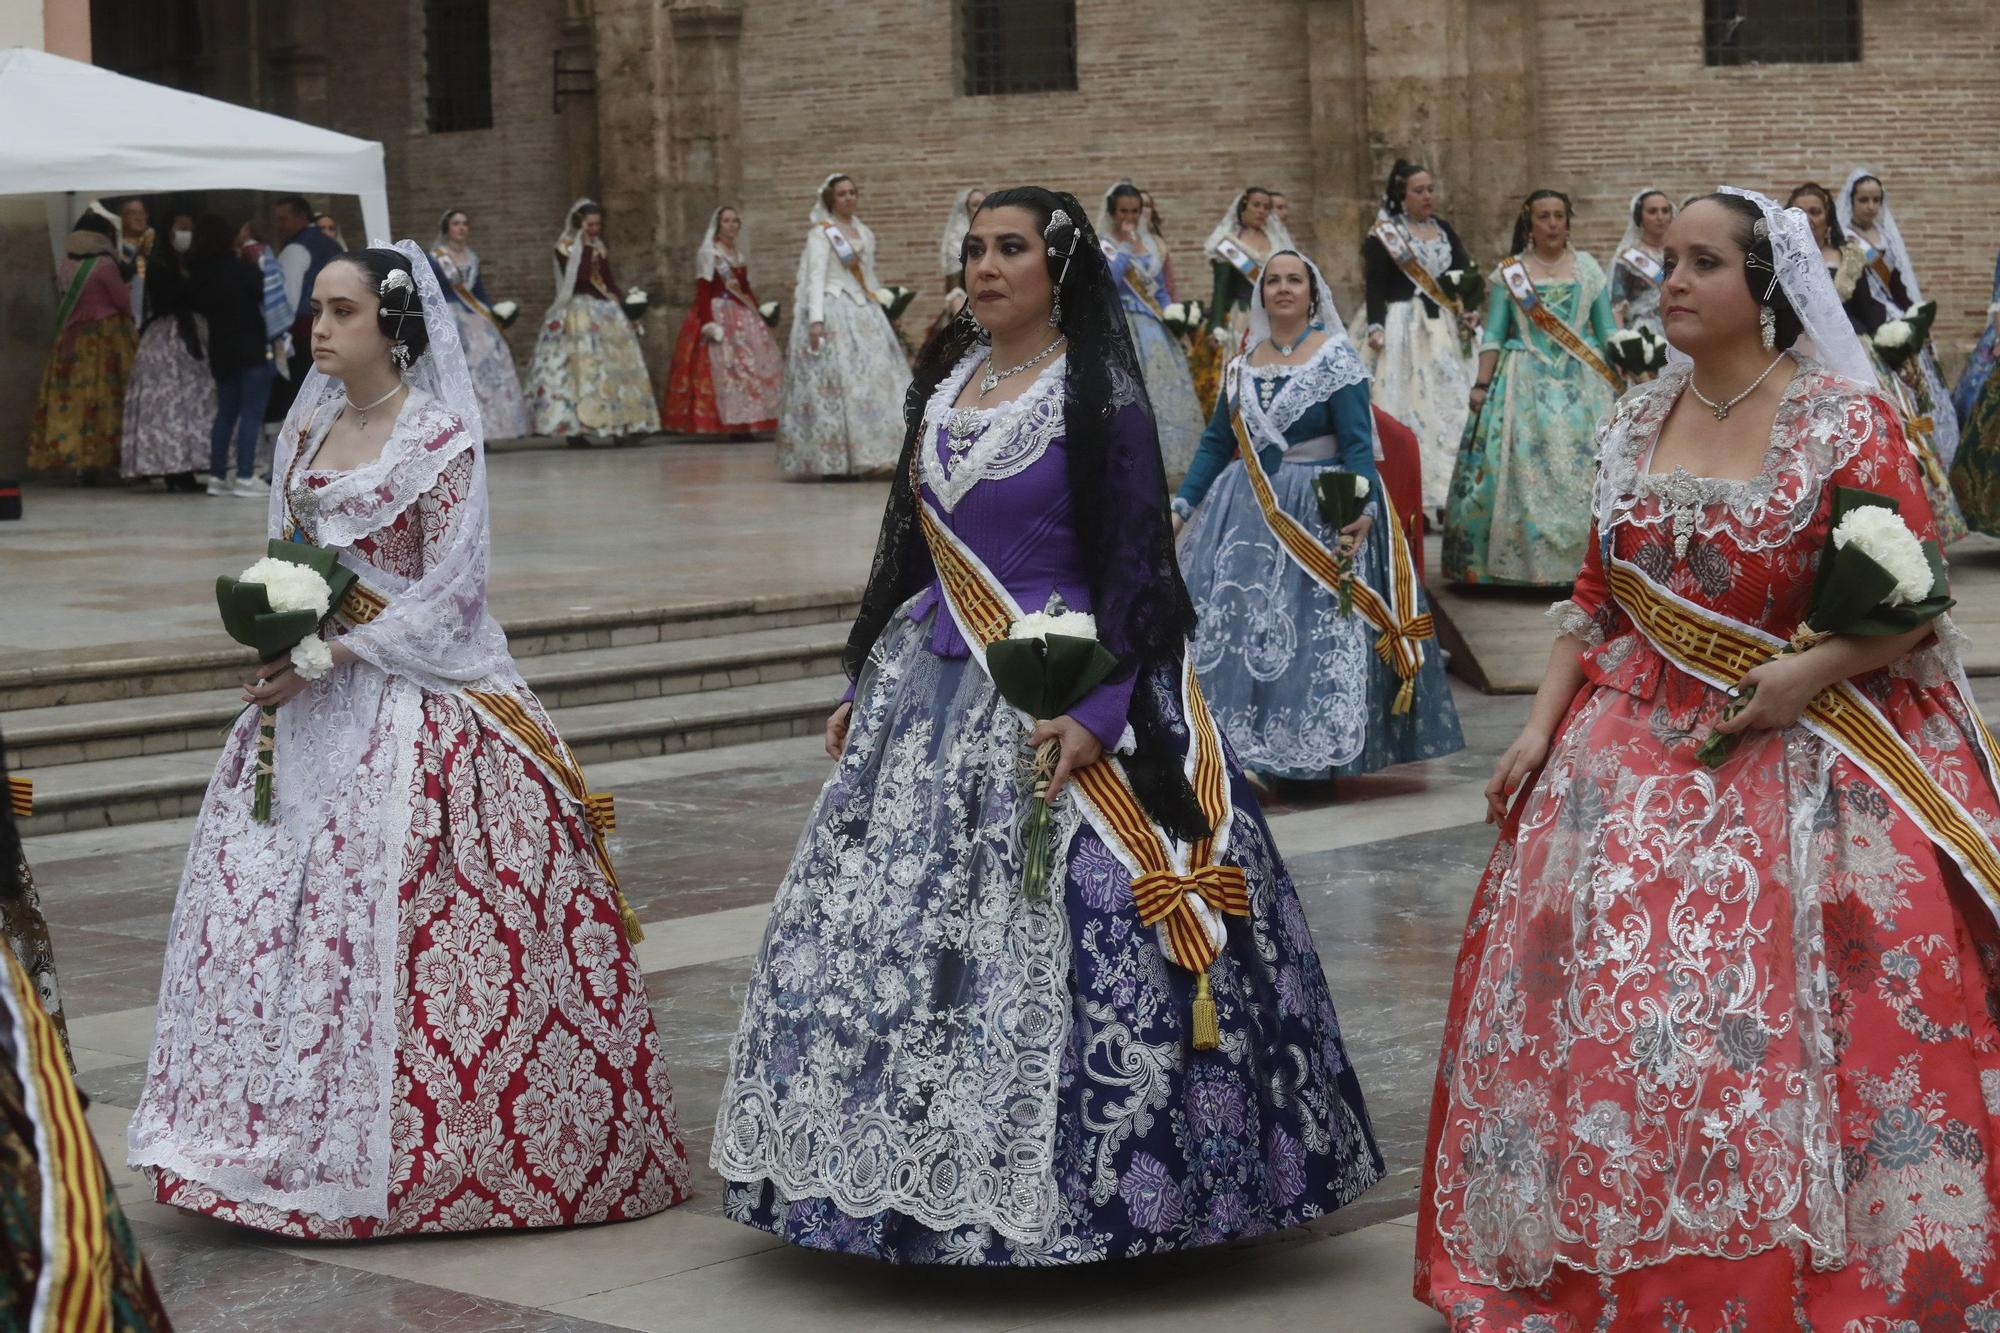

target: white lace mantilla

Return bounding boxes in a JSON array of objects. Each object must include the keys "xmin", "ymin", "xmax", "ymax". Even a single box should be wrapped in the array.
[
  {"xmin": 1591, "ymin": 359, "xmax": 1882, "ymax": 556},
  {"xmin": 919, "ymin": 351, "xmax": 1068, "ymax": 512},
  {"xmin": 1234, "ymin": 336, "xmax": 1370, "ymax": 448}
]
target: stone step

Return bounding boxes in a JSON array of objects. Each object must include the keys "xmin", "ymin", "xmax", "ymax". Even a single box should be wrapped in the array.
[
  {"xmin": 2, "ymin": 623, "xmax": 851, "ymax": 770},
  {"xmin": 0, "ymin": 586, "xmax": 861, "ymax": 712},
  {"xmin": 14, "ymin": 673, "xmax": 845, "ymax": 837}
]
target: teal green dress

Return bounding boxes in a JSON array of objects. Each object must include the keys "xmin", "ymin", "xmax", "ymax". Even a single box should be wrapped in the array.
[
  {"xmin": 1953, "ymin": 345, "xmax": 2000, "ymax": 535},
  {"xmin": 1444, "ymin": 252, "xmax": 1617, "ymax": 587}
]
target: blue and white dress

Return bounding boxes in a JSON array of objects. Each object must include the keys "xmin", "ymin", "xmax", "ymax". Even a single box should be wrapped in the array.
[
  {"xmin": 1107, "ymin": 235, "xmax": 1203, "ymax": 479},
  {"xmin": 1175, "ymin": 337, "xmax": 1463, "ymax": 779}
]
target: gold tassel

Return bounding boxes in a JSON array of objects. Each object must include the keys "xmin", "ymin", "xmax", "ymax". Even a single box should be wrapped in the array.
[
  {"xmin": 1191, "ymin": 971, "xmax": 1220, "ymax": 1051},
  {"xmin": 617, "ymin": 893, "xmax": 645, "ymax": 944},
  {"xmin": 1392, "ymin": 676, "xmax": 1415, "ymax": 716}
]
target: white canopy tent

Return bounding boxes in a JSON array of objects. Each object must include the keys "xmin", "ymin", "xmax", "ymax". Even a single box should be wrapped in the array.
[{"xmin": 0, "ymin": 46, "xmax": 390, "ymax": 264}]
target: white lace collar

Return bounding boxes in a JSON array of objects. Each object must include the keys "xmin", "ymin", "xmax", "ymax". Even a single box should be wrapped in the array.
[
  {"xmin": 919, "ymin": 349, "xmax": 1068, "ymax": 512},
  {"xmin": 1235, "ymin": 335, "xmax": 1370, "ymax": 444},
  {"xmin": 1592, "ymin": 356, "xmax": 1877, "ymax": 554}
]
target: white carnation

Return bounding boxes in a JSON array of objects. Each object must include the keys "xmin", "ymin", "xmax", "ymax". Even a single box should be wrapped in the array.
[
  {"xmin": 1162, "ymin": 301, "xmax": 1187, "ymax": 324},
  {"xmin": 491, "ymin": 299, "xmax": 518, "ymax": 321},
  {"xmin": 1355, "ymin": 476, "xmax": 1370, "ymax": 498},
  {"xmin": 758, "ymin": 300, "xmax": 779, "ymax": 320},
  {"xmin": 623, "ymin": 286, "xmax": 648, "ymax": 304},
  {"xmin": 1832, "ymin": 505, "xmax": 1933, "ymax": 604},
  {"xmin": 1606, "ymin": 329, "xmax": 1642, "ymax": 350},
  {"xmin": 291, "ymin": 635, "xmax": 335, "ymax": 681},
  {"xmin": 1007, "ymin": 610, "xmax": 1100, "ymax": 643},
  {"xmin": 1873, "ymin": 319, "xmax": 1915, "ymax": 351},
  {"xmin": 238, "ymin": 556, "xmax": 333, "ymax": 617},
  {"xmin": 874, "ymin": 288, "xmax": 894, "ymax": 306}
]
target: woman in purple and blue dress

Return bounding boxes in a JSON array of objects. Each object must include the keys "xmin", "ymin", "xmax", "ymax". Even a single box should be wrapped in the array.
[{"xmin": 712, "ymin": 187, "xmax": 1383, "ymax": 1264}]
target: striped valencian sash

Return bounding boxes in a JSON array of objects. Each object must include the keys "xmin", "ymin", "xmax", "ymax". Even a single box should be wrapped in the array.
[
  {"xmin": 6, "ymin": 775, "xmax": 28, "ymax": 818},
  {"xmin": 911, "ymin": 467, "xmax": 1248, "ymax": 1001},
  {"xmin": 1102, "ymin": 239, "xmax": 1171, "ymax": 326},
  {"xmin": 432, "ymin": 249, "xmax": 503, "ymax": 332},
  {"xmin": 1617, "ymin": 245, "xmax": 1666, "ymax": 287},
  {"xmin": 1371, "ymin": 220, "xmax": 1460, "ymax": 316},
  {"xmin": 1498, "ymin": 257, "xmax": 1622, "ymax": 390},
  {"xmin": 465, "ymin": 688, "xmax": 642, "ymax": 943},
  {"xmin": 1214, "ymin": 235, "xmax": 1262, "ymax": 284},
  {"xmin": 3, "ymin": 949, "xmax": 111, "ymax": 1332},
  {"xmin": 1608, "ymin": 555, "xmax": 2000, "ymax": 907},
  {"xmin": 1226, "ymin": 364, "xmax": 1434, "ymax": 713},
  {"xmin": 816, "ymin": 223, "xmax": 869, "ymax": 289}
]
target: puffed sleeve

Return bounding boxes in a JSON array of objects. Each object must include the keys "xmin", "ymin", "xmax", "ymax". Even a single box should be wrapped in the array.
[
  {"xmin": 1362, "ymin": 234, "xmax": 1392, "ymax": 332},
  {"xmin": 805, "ymin": 231, "xmax": 829, "ymax": 326},
  {"xmin": 1479, "ymin": 267, "xmax": 1513, "ymax": 351}
]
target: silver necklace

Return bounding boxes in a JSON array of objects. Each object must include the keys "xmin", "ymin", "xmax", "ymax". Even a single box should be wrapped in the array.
[
  {"xmin": 343, "ymin": 381, "xmax": 405, "ymax": 429},
  {"xmin": 979, "ymin": 337, "xmax": 1064, "ymax": 396},
  {"xmin": 1687, "ymin": 353, "xmax": 1788, "ymax": 421}
]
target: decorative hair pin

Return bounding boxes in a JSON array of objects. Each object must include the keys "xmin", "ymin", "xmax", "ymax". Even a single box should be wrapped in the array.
[{"xmin": 1043, "ymin": 208, "xmax": 1082, "ymax": 328}]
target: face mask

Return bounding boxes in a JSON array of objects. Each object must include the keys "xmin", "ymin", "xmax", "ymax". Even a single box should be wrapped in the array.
[{"xmin": 172, "ymin": 229, "xmax": 193, "ymax": 253}]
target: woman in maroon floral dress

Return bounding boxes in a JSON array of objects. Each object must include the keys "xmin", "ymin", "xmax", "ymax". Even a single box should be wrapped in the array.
[{"xmin": 129, "ymin": 242, "xmax": 689, "ymax": 1238}]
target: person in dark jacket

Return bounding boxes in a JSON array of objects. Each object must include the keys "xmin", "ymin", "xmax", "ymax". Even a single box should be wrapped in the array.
[{"xmin": 188, "ymin": 214, "xmax": 277, "ymax": 497}]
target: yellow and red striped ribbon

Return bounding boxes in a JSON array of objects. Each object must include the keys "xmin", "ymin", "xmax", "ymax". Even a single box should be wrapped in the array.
[
  {"xmin": 913, "ymin": 467, "xmax": 1246, "ymax": 979},
  {"xmin": 6, "ymin": 774, "xmax": 29, "ymax": 818},
  {"xmin": 4, "ymin": 949, "xmax": 111, "ymax": 1331},
  {"xmin": 466, "ymin": 688, "xmax": 642, "ymax": 943},
  {"xmin": 1607, "ymin": 557, "xmax": 2000, "ymax": 906},
  {"xmin": 1227, "ymin": 386, "xmax": 1433, "ymax": 712}
]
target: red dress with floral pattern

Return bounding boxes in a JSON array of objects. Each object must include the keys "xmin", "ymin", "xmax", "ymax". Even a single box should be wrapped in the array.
[
  {"xmin": 1417, "ymin": 363, "xmax": 2000, "ymax": 1330},
  {"xmin": 143, "ymin": 444, "xmax": 690, "ymax": 1237},
  {"xmin": 662, "ymin": 260, "xmax": 782, "ymax": 434}
]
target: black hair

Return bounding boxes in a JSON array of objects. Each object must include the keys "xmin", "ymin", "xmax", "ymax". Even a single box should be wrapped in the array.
[
  {"xmin": 1105, "ymin": 182, "xmax": 1144, "ymax": 219},
  {"xmin": 1785, "ymin": 182, "xmax": 1846, "ymax": 249},
  {"xmin": 273, "ymin": 195, "xmax": 313, "ymax": 219},
  {"xmin": 1696, "ymin": 192, "xmax": 1805, "ymax": 352},
  {"xmin": 328, "ymin": 247, "xmax": 431, "ymax": 367},
  {"xmin": 1384, "ymin": 159, "xmax": 1430, "ymax": 217},
  {"xmin": 1845, "ymin": 173, "xmax": 1883, "ymax": 207},
  {"xmin": 850, "ymin": 185, "xmax": 1209, "ymax": 841},
  {"xmin": 1631, "ymin": 190, "xmax": 1671, "ymax": 226},
  {"xmin": 72, "ymin": 210, "xmax": 116, "ymax": 240},
  {"xmin": 1235, "ymin": 186, "xmax": 1271, "ymax": 226},
  {"xmin": 1510, "ymin": 189, "xmax": 1573, "ymax": 254},
  {"xmin": 1261, "ymin": 249, "xmax": 1321, "ymax": 322},
  {"xmin": 187, "ymin": 213, "xmax": 237, "ymax": 266}
]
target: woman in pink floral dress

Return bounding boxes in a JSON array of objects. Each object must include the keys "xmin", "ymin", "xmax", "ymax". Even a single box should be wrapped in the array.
[
  {"xmin": 129, "ymin": 242, "xmax": 689, "ymax": 1238},
  {"xmin": 1418, "ymin": 190, "xmax": 2000, "ymax": 1328}
]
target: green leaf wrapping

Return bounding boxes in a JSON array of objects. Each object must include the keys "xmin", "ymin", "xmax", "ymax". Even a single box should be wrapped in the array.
[
  {"xmin": 985, "ymin": 633, "xmax": 1121, "ymax": 723},
  {"xmin": 214, "ymin": 540, "xmax": 355, "ymax": 662},
  {"xmin": 1312, "ymin": 471, "xmax": 1368, "ymax": 532}
]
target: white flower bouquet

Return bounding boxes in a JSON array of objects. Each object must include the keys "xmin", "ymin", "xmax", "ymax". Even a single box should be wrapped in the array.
[
  {"xmin": 1311, "ymin": 471, "xmax": 1373, "ymax": 614},
  {"xmin": 985, "ymin": 608, "xmax": 1121, "ymax": 901},
  {"xmin": 1439, "ymin": 267, "xmax": 1485, "ymax": 312},
  {"xmin": 1695, "ymin": 487, "xmax": 1951, "ymax": 768},
  {"xmin": 874, "ymin": 285, "xmax": 918, "ymax": 323},
  {"xmin": 758, "ymin": 299, "xmax": 781, "ymax": 327},
  {"xmin": 621, "ymin": 286, "xmax": 650, "ymax": 321},
  {"xmin": 216, "ymin": 542, "xmax": 359, "ymax": 819},
  {"xmin": 490, "ymin": 299, "xmax": 520, "ymax": 329},
  {"xmin": 1871, "ymin": 300, "xmax": 1936, "ymax": 372},
  {"xmin": 1162, "ymin": 301, "xmax": 1194, "ymax": 338},
  {"xmin": 1605, "ymin": 326, "xmax": 1669, "ymax": 378}
]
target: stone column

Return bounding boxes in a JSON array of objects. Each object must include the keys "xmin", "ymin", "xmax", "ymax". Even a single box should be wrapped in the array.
[
  {"xmin": 591, "ymin": 0, "xmax": 672, "ymax": 378},
  {"xmin": 666, "ymin": 1, "xmax": 745, "ymax": 312},
  {"xmin": 557, "ymin": 0, "xmax": 601, "ymax": 209}
]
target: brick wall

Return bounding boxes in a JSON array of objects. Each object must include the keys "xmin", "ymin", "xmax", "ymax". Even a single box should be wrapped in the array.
[
  {"xmin": 1531, "ymin": 0, "xmax": 2000, "ymax": 360},
  {"xmin": 730, "ymin": 0, "xmax": 1321, "ymax": 327}
]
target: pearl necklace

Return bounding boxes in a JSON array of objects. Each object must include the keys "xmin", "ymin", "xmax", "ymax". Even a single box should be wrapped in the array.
[
  {"xmin": 343, "ymin": 381, "xmax": 405, "ymax": 429},
  {"xmin": 979, "ymin": 336, "xmax": 1065, "ymax": 396},
  {"xmin": 1687, "ymin": 352, "xmax": 1789, "ymax": 422}
]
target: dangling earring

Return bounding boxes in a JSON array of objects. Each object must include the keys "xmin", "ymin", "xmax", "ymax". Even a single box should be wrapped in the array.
[
  {"xmin": 391, "ymin": 341, "xmax": 414, "ymax": 371},
  {"xmin": 1048, "ymin": 294, "xmax": 1062, "ymax": 328},
  {"xmin": 1758, "ymin": 304, "xmax": 1776, "ymax": 352}
]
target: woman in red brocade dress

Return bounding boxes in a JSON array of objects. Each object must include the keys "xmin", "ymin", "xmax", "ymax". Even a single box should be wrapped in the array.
[
  {"xmin": 663, "ymin": 206, "xmax": 783, "ymax": 435},
  {"xmin": 129, "ymin": 243, "xmax": 690, "ymax": 1238},
  {"xmin": 1418, "ymin": 191, "xmax": 2000, "ymax": 1329}
]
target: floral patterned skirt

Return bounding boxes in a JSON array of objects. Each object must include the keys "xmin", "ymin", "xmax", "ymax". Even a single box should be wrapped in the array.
[
  {"xmin": 29, "ymin": 316, "xmax": 135, "ymax": 473},
  {"xmin": 135, "ymin": 683, "xmax": 690, "ymax": 1237},
  {"xmin": 1443, "ymin": 347, "xmax": 1611, "ymax": 587},
  {"xmin": 453, "ymin": 304, "xmax": 530, "ymax": 441},
  {"xmin": 664, "ymin": 298, "xmax": 782, "ymax": 434},
  {"xmin": 526, "ymin": 294, "xmax": 660, "ymax": 438},
  {"xmin": 120, "ymin": 317, "xmax": 214, "ymax": 478},
  {"xmin": 775, "ymin": 296, "xmax": 909, "ymax": 477},
  {"xmin": 713, "ymin": 603, "xmax": 1384, "ymax": 1264},
  {"xmin": 1362, "ymin": 300, "xmax": 1473, "ymax": 512},
  {"xmin": 1179, "ymin": 460, "xmax": 1462, "ymax": 779},
  {"xmin": 1128, "ymin": 311, "xmax": 1203, "ymax": 482},
  {"xmin": 1417, "ymin": 658, "xmax": 2000, "ymax": 1329}
]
